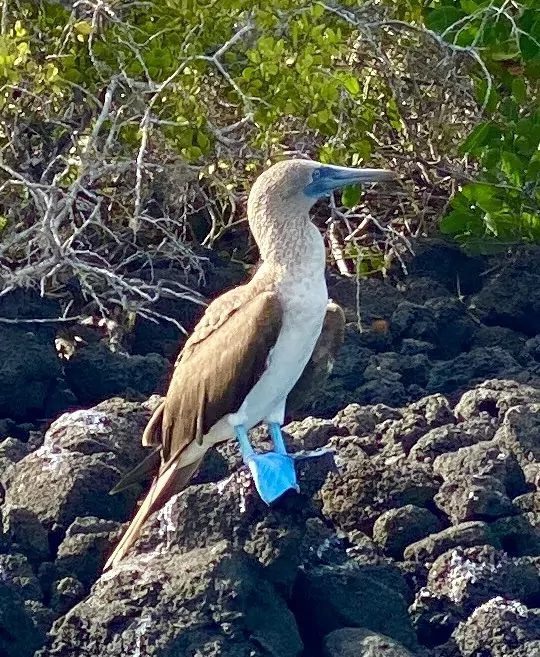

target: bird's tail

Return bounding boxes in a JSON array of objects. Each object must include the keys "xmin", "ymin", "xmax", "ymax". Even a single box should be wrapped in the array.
[
  {"xmin": 109, "ymin": 446, "xmax": 162, "ymax": 495},
  {"xmin": 103, "ymin": 457, "xmax": 202, "ymax": 571}
]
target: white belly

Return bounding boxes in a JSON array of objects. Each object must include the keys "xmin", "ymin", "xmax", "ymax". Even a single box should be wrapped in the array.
[
  {"xmin": 237, "ymin": 272, "xmax": 329, "ymax": 428},
  {"xmin": 179, "ymin": 277, "xmax": 328, "ymax": 466}
]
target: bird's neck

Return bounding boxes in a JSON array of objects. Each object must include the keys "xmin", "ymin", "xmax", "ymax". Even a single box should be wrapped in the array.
[{"xmin": 248, "ymin": 195, "xmax": 326, "ymax": 280}]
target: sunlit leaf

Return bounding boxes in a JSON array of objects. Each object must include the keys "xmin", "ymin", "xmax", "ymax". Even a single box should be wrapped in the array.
[
  {"xmin": 73, "ymin": 20, "xmax": 93, "ymax": 36},
  {"xmin": 342, "ymin": 185, "xmax": 361, "ymax": 208}
]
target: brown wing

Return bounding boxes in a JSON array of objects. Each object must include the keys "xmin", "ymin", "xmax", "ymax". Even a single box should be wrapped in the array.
[
  {"xmin": 149, "ymin": 288, "xmax": 282, "ymax": 464},
  {"xmin": 104, "ymin": 289, "xmax": 282, "ymax": 570}
]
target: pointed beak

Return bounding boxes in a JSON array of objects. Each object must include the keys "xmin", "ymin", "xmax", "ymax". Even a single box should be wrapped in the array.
[
  {"xmin": 304, "ymin": 164, "xmax": 397, "ymax": 198},
  {"xmin": 329, "ymin": 166, "xmax": 397, "ymax": 185}
]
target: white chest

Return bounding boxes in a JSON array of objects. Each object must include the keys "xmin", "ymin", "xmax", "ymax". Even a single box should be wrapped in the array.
[{"xmin": 235, "ymin": 272, "xmax": 328, "ymax": 427}]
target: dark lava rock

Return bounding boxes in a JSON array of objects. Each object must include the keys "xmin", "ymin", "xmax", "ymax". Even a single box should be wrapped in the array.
[
  {"xmin": 471, "ymin": 325, "xmax": 527, "ymax": 358},
  {"xmin": 55, "ymin": 517, "xmax": 124, "ymax": 587},
  {"xmin": 409, "ymin": 417, "xmax": 496, "ymax": 463},
  {"xmin": 322, "ymin": 627, "xmax": 416, "ymax": 657},
  {"xmin": 293, "ymin": 562, "xmax": 417, "ymax": 651},
  {"xmin": 495, "ymin": 404, "xmax": 540, "ymax": 469},
  {"xmin": 372, "ymin": 505, "xmax": 442, "ymax": 559},
  {"xmin": 0, "ymin": 437, "xmax": 29, "ymax": 485},
  {"xmin": 469, "ymin": 255, "xmax": 540, "ymax": 334},
  {"xmin": 522, "ymin": 334, "xmax": 540, "ymax": 366},
  {"xmin": 406, "ymin": 239, "xmax": 484, "ymax": 295},
  {"xmin": 434, "ymin": 475, "xmax": 515, "ymax": 524},
  {"xmin": 283, "ymin": 417, "xmax": 341, "ymax": 451},
  {"xmin": 2, "ymin": 507, "xmax": 50, "ymax": 564},
  {"xmin": 64, "ymin": 343, "xmax": 169, "ymax": 406},
  {"xmin": 24, "ymin": 600, "xmax": 56, "ymax": 640},
  {"xmin": 409, "ymin": 594, "xmax": 462, "ymax": 648},
  {"xmin": 408, "ymin": 394, "xmax": 455, "ymax": 428},
  {"xmin": 0, "ymin": 553, "xmax": 42, "ymax": 601},
  {"xmin": 333, "ymin": 403, "xmax": 401, "ymax": 437},
  {"xmin": 39, "ymin": 541, "xmax": 303, "ymax": 657},
  {"xmin": 309, "ymin": 331, "xmax": 374, "ymax": 416},
  {"xmin": 391, "ymin": 301, "xmax": 438, "ymax": 345},
  {"xmin": 425, "ymin": 545, "xmax": 540, "ymax": 613},
  {"xmin": 380, "ymin": 395, "xmax": 454, "ymax": 454},
  {"xmin": 50, "ymin": 577, "xmax": 85, "ymax": 615},
  {"xmin": 327, "ymin": 273, "xmax": 403, "ymax": 325},
  {"xmin": 402, "ymin": 276, "xmax": 452, "ymax": 303},
  {"xmin": 489, "ymin": 514, "xmax": 540, "ymax": 557},
  {"xmin": 523, "ymin": 463, "xmax": 540, "ymax": 487},
  {"xmin": 403, "ymin": 522, "xmax": 499, "ymax": 563},
  {"xmin": 424, "ymin": 297, "xmax": 476, "ymax": 360},
  {"xmin": 356, "ymin": 376, "xmax": 408, "ymax": 407},
  {"xmin": 130, "ymin": 452, "xmax": 334, "ymax": 564},
  {"xmin": 363, "ymin": 352, "xmax": 430, "ymax": 389},
  {"xmin": 0, "ymin": 326, "xmax": 62, "ymax": 421},
  {"xmin": 433, "ymin": 440, "xmax": 527, "ymax": 497},
  {"xmin": 400, "ymin": 338, "xmax": 438, "ymax": 357},
  {"xmin": 454, "ymin": 379, "xmax": 540, "ymax": 421},
  {"xmin": 513, "ymin": 492, "xmax": 540, "ymax": 513},
  {"xmin": 321, "ymin": 455, "xmax": 440, "ymax": 533},
  {"xmin": 426, "ymin": 348, "xmax": 521, "ymax": 395},
  {"xmin": 0, "ymin": 291, "xmax": 65, "ymax": 422},
  {"xmin": 0, "ymin": 583, "xmax": 44, "ymax": 657},
  {"xmin": 3, "ymin": 400, "xmax": 151, "ymax": 533},
  {"xmin": 453, "ymin": 597, "xmax": 540, "ymax": 657}
]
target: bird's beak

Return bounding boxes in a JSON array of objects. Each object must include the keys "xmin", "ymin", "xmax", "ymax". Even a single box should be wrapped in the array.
[{"xmin": 304, "ymin": 164, "xmax": 397, "ymax": 198}]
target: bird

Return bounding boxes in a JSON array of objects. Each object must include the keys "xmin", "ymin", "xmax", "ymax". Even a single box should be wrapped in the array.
[
  {"xmin": 104, "ymin": 159, "xmax": 395, "ymax": 570},
  {"xmin": 108, "ymin": 300, "xmax": 346, "ymax": 495}
]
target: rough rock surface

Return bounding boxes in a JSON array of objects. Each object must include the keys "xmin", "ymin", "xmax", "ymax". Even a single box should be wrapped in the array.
[
  {"xmin": 452, "ymin": 597, "xmax": 540, "ymax": 657},
  {"xmin": 3, "ymin": 400, "xmax": 152, "ymax": 533},
  {"xmin": 323, "ymin": 628, "xmax": 417, "ymax": 657},
  {"xmin": 1, "ymin": 242, "xmax": 540, "ymax": 657}
]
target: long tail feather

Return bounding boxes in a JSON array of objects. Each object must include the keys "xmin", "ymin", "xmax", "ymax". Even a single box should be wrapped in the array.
[
  {"xmin": 103, "ymin": 457, "xmax": 202, "ymax": 571},
  {"xmin": 109, "ymin": 447, "xmax": 162, "ymax": 495}
]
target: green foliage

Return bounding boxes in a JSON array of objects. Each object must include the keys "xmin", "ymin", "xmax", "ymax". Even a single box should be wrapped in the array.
[
  {"xmin": 423, "ymin": 0, "xmax": 540, "ymax": 250},
  {"xmin": 1, "ymin": 0, "xmax": 540, "ymax": 308}
]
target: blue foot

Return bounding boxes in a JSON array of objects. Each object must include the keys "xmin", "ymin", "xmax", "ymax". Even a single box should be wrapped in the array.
[
  {"xmin": 234, "ymin": 424, "xmax": 298, "ymax": 505},
  {"xmin": 247, "ymin": 452, "xmax": 299, "ymax": 505}
]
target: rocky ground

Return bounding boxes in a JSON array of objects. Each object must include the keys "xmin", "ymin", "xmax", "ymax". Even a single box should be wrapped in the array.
[{"xmin": 0, "ymin": 239, "xmax": 539, "ymax": 657}]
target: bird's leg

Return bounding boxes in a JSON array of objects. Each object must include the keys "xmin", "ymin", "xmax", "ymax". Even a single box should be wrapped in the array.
[
  {"xmin": 233, "ymin": 424, "xmax": 298, "ymax": 505},
  {"xmin": 233, "ymin": 423, "xmax": 255, "ymax": 461},
  {"xmin": 268, "ymin": 421, "xmax": 287, "ymax": 455}
]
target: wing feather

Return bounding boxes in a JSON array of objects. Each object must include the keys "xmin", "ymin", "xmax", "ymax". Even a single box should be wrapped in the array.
[{"xmin": 105, "ymin": 288, "xmax": 282, "ymax": 569}]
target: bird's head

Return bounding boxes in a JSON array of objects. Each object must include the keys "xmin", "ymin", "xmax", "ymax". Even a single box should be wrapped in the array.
[{"xmin": 249, "ymin": 159, "xmax": 396, "ymax": 216}]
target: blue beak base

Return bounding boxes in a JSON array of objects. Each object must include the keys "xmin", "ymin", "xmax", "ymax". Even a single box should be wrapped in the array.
[{"xmin": 304, "ymin": 164, "xmax": 396, "ymax": 198}]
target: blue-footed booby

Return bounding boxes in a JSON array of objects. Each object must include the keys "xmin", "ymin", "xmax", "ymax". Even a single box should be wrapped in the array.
[{"xmin": 104, "ymin": 159, "xmax": 395, "ymax": 570}]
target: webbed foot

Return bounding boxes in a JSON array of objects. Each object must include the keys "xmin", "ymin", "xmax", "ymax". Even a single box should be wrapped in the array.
[
  {"xmin": 234, "ymin": 424, "xmax": 299, "ymax": 504},
  {"xmin": 246, "ymin": 452, "xmax": 298, "ymax": 504}
]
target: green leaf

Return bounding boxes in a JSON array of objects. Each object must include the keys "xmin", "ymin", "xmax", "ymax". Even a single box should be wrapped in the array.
[
  {"xmin": 343, "ymin": 75, "xmax": 360, "ymax": 95},
  {"xmin": 511, "ymin": 78, "xmax": 528, "ymax": 104},
  {"xmin": 440, "ymin": 209, "xmax": 475, "ymax": 235},
  {"xmin": 459, "ymin": 122, "xmax": 502, "ymax": 156},
  {"xmin": 73, "ymin": 20, "xmax": 92, "ymax": 36},
  {"xmin": 500, "ymin": 151, "xmax": 524, "ymax": 185},
  {"xmin": 317, "ymin": 109, "xmax": 330, "ymax": 124},
  {"xmin": 425, "ymin": 7, "xmax": 465, "ymax": 34},
  {"xmin": 462, "ymin": 182, "xmax": 504, "ymax": 213},
  {"xmin": 342, "ymin": 185, "xmax": 361, "ymax": 208}
]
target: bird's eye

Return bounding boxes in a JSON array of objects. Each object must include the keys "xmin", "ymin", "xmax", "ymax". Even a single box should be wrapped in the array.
[{"xmin": 312, "ymin": 170, "xmax": 321, "ymax": 180}]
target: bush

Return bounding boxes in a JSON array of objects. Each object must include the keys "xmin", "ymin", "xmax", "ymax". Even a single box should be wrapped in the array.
[{"xmin": 0, "ymin": 0, "xmax": 537, "ymax": 324}]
